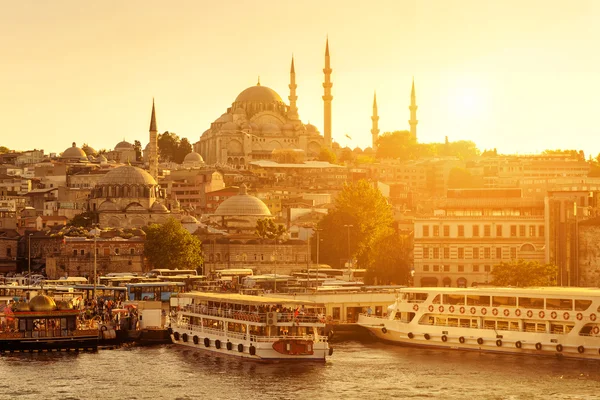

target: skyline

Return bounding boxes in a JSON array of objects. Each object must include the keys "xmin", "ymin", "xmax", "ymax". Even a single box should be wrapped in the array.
[{"xmin": 1, "ymin": 1, "xmax": 600, "ymax": 156}]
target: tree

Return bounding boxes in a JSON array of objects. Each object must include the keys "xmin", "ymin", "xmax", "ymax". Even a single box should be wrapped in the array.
[
  {"xmin": 158, "ymin": 131, "xmax": 180, "ymax": 162},
  {"xmin": 365, "ymin": 232, "xmax": 410, "ymax": 285},
  {"xmin": 133, "ymin": 140, "xmax": 142, "ymax": 162},
  {"xmin": 143, "ymin": 218, "xmax": 203, "ymax": 271},
  {"xmin": 0, "ymin": 146, "xmax": 10, "ymax": 154},
  {"xmin": 376, "ymin": 131, "xmax": 417, "ymax": 160},
  {"xmin": 173, "ymin": 138, "xmax": 193, "ymax": 164},
  {"xmin": 317, "ymin": 147, "xmax": 337, "ymax": 164},
  {"xmin": 339, "ymin": 148, "xmax": 353, "ymax": 163},
  {"xmin": 491, "ymin": 260, "xmax": 558, "ymax": 287},
  {"xmin": 68, "ymin": 211, "xmax": 98, "ymax": 228},
  {"xmin": 255, "ymin": 218, "xmax": 286, "ymax": 241},
  {"xmin": 317, "ymin": 180, "xmax": 393, "ymax": 269}
]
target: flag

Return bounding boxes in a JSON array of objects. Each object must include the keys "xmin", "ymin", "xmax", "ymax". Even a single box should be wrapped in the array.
[{"xmin": 345, "ymin": 134, "xmax": 352, "ymax": 140}]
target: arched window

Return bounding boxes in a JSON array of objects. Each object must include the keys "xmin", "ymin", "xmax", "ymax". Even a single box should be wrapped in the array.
[{"xmin": 130, "ymin": 248, "xmax": 135, "ymax": 255}]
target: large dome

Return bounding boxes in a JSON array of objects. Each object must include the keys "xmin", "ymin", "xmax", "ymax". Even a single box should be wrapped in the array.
[
  {"xmin": 215, "ymin": 185, "xmax": 272, "ymax": 217},
  {"xmin": 29, "ymin": 294, "xmax": 57, "ymax": 312},
  {"xmin": 62, "ymin": 142, "xmax": 87, "ymax": 160},
  {"xmin": 183, "ymin": 151, "xmax": 204, "ymax": 163},
  {"xmin": 235, "ymin": 85, "xmax": 283, "ymax": 104},
  {"xmin": 98, "ymin": 165, "xmax": 157, "ymax": 186},
  {"xmin": 115, "ymin": 140, "xmax": 133, "ymax": 149}
]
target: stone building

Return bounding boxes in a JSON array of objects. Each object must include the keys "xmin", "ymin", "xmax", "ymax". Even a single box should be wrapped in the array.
[
  {"xmin": 0, "ymin": 229, "xmax": 19, "ymax": 273},
  {"xmin": 195, "ymin": 41, "xmax": 335, "ymax": 167},
  {"xmin": 160, "ymin": 167, "xmax": 224, "ymax": 216},
  {"xmin": 577, "ymin": 218, "xmax": 600, "ymax": 287},
  {"xmin": 106, "ymin": 140, "xmax": 137, "ymax": 164}
]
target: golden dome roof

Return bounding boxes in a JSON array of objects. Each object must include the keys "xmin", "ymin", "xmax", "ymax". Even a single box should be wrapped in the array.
[
  {"xmin": 28, "ymin": 294, "xmax": 57, "ymax": 312},
  {"xmin": 98, "ymin": 165, "xmax": 157, "ymax": 186},
  {"xmin": 235, "ymin": 85, "xmax": 283, "ymax": 104},
  {"xmin": 214, "ymin": 184, "xmax": 272, "ymax": 217},
  {"xmin": 62, "ymin": 142, "xmax": 88, "ymax": 160}
]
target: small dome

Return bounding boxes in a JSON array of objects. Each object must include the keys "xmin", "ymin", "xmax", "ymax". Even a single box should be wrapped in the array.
[
  {"xmin": 82, "ymin": 145, "xmax": 97, "ymax": 156},
  {"xmin": 96, "ymin": 154, "xmax": 108, "ymax": 163},
  {"xmin": 183, "ymin": 151, "xmax": 204, "ymax": 163},
  {"xmin": 364, "ymin": 147, "xmax": 374, "ymax": 154},
  {"xmin": 332, "ymin": 142, "xmax": 340, "ymax": 149},
  {"xmin": 215, "ymin": 113, "xmax": 233, "ymax": 123},
  {"xmin": 234, "ymin": 108, "xmax": 246, "ymax": 116},
  {"xmin": 282, "ymin": 123, "xmax": 294, "ymax": 132},
  {"xmin": 150, "ymin": 202, "xmax": 168, "ymax": 213},
  {"xmin": 261, "ymin": 123, "xmax": 281, "ymax": 134},
  {"xmin": 62, "ymin": 142, "xmax": 87, "ymax": 160},
  {"xmin": 249, "ymin": 122, "xmax": 259, "ymax": 132},
  {"xmin": 305, "ymin": 123, "xmax": 317, "ymax": 133},
  {"xmin": 115, "ymin": 140, "xmax": 133, "ymax": 149},
  {"xmin": 181, "ymin": 215, "xmax": 198, "ymax": 224},
  {"xmin": 221, "ymin": 121, "xmax": 239, "ymax": 131},
  {"xmin": 98, "ymin": 165, "xmax": 157, "ymax": 186},
  {"xmin": 29, "ymin": 294, "xmax": 57, "ymax": 312},
  {"xmin": 56, "ymin": 300, "xmax": 74, "ymax": 310},
  {"xmin": 215, "ymin": 185, "xmax": 272, "ymax": 217},
  {"xmin": 353, "ymin": 147, "xmax": 363, "ymax": 154},
  {"xmin": 235, "ymin": 85, "xmax": 283, "ymax": 104}
]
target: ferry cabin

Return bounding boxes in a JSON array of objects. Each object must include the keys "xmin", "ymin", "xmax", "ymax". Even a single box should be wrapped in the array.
[
  {"xmin": 358, "ymin": 287, "xmax": 600, "ymax": 360},
  {"xmin": 170, "ymin": 292, "xmax": 331, "ymax": 361},
  {"xmin": 126, "ymin": 282, "xmax": 185, "ymax": 302}
]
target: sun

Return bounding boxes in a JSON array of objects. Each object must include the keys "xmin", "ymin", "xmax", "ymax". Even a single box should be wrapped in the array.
[{"xmin": 449, "ymin": 86, "xmax": 487, "ymax": 119}]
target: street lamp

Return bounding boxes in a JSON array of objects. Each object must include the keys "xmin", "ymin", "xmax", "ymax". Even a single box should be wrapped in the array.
[
  {"xmin": 27, "ymin": 233, "xmax": 33, "ymax": 289},
  {"xmin": 92, "ymin": 224, "xmax": 98, "ymax": 299},
  {"xmin": 314, "ymin": 228, "xmax": 323, "ymax": 288},
  {"xmin": 343, "ymin": 224, "xmax": 353, "ymax": 268}
]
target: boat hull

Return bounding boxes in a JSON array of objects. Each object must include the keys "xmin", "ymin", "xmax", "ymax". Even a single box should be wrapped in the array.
[
  {"xmin": 359, "ymin": 314, "xmax": 600, "ymax": 361},
  {"xmin": 0, "ymin": 336, "xmax": 98, "ymax": 353}
]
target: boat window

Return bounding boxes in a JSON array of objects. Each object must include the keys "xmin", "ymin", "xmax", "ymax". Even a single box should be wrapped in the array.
[
  {"xmin": 509, "ymin": 321, "xmax": 519, "ymax": 331},
  {"xmin": 483, "ymin": 320, "xmax": 495, "ymax": 329},
  {"xmin": 546, "ymin": 298, "xmax": 573, "ymax": 310},
  {"xmin": 332, "ymin": 307, "xmax": 340, "ymax": 320},
  {"xmin": 579, "ymin": 324, "xmax": 594, "ymax": 336},
  {"xmin": 575, "ymin": 300, "xmax": 592, "ymax": 311},
  {"xmin": 435, "ymin": 317, "xmax": 446, "ymax": 326},
  {"xmin": 492, "ymin": 296, "xmax": 517, "ymax": 307},
  {"xmin": 565, "ymin": 325, "xmax": 574, "ymax": 334},
  {"xmin": 536, "ymin": 323, "xmax": 546, "ymax": 333},
  {"xmin": 407, "ymin": 292, "xmax": 428, "ymax": 302},
  {"xmin": 550, "ymin": 323, "xmax": 564, "ymax": 334},
  {"xmin": 448, "ymin": 318, "xmax": 459, "ymax": 327},
  {"xmin": 431, "ymin": 295, "xmax": 441, "ymax": 304},
  {"xmin": 459, "ymin": 318, "xmax": 471, "ymax": 328},
  {"xmin": 466, "ymin": 295, "xmax": 490, "ymax": 306},
  {"xmin": 524, "ymin": 322, "xmax": 536, "ymax": 332},
  {"xmin": 442, "ymin": 294, "xmax": 465, "ymax": 305},
  {"xmin": 497, "ymin": 321, "xmax": 509, "ymax": 331},
  {"xmin": 518, "ymin": 297, "xmax": 544, "ymax": 309}
]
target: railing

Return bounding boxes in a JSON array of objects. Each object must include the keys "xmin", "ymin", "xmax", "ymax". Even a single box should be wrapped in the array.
[{"xmin": 183, "ymin": 305, "xmax": 323, "ymax": 324}]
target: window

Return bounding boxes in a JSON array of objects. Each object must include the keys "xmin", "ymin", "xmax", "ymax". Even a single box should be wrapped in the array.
[
  {"xmin": 433, "ymin": 265, "xmax": 440, "ymax": 272},
  {"xmin": 496, "ymin": 225, "xmax": 503, "ymax": 237},
  {"xmin": 80, "ymin": 250, "xmax": 85, "ymax": 256},
  {"xmin": 496, "ymin": 247, "xmax": 502, "ymax": 259},
  {"xmin": 484, "ymin": 265, "xmax": 491, "ymax": 272},
  {"xmin": 423, "ymin": 225, "xmax": 429, "ymax": 237},
  {"xmin": 510, "ymin": 225, "xmax": 517, "ymax": 237},
  {"xmin": 484, "ymin": 225, "xmax": 491, "ymax": 237},
  {"xmin": 423, "ymin": 247, "xmax": 429, "ymax": 259},
  {"xmin": 423, "ymin": 265, "xmax": 430, "ymax": 272},
  {"xmin": 473, "ymin": 225, "xmax": 480, "ymax": 237},
  {"xmin": 443, "ymin": 265, "xmax": 450, "ymax": 272},
  {"xmin": 433, "ymin": 248, "xmax": 440, "ymax": 259},
  {"xmin": 519, "ymin": 225, "xmax": 526, "ymax": 237},
  {"xmin": 510, "ymin": 247, "xmax": 517, "ymax": 259},
  {"xmin": 484, "ymin": 248, "xmax": 490, "ymax": 259},
  {"xmin": 6, "ymin": 248, "xmax": 11, "ymax": 257},
  {"xmin": 458, "ymin": 248, "xmax": 464, "ymax": 259},
  {"xmin": 458, "ymin": 265, "xmax": 464, "ymax": 272},
  {"xmin": 473, "ymin": 265, "xmax": 480, "ymax": 272},
  {"xmin": 114, "ymin": 248, "xmax": 120, "ymax": 255},
  {"xmin": 529, "ymin": 225, "xmax": 536, "ymax": 237},
  {"xmin": 458, "ymin": 225, "xmax": 465, "ymax": 237},
  {"xmin": 443, "ymin": 225, "xmax": 450, "ymax": 237},
  {"xmin": 473, "ymin": 248, "xmax": 480, "ymax": 259},
  {"xmin": 539, "ymin": 225, "xmax": 545, "ymax": 237},
  {"xmin": 443, "ymin": 247, "xmax": 450, "ymax": 259},
  {"xmin": 73, "ymin": 250, "xmax": 77, "ymax": 256},
  {"xmin": 130, "ymin": 248, "xmax": 135, "ymax": 255},
  {"xmin": 433, "ymin": 226, "xmax": 440, "ymax": 237}
]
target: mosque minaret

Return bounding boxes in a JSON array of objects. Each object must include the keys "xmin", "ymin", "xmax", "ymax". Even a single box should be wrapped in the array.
[
  {"xmin": 288, "ymin": 56, "xmax": 299, "ymax": 121},
  {"xmin": 149, "ymin": 99, "xmax": 159, "ymax": 180},
  {"xmin": 371, "ymin": 91, "xmax": 380, "ymax": 150},
  {"xmin": 322, "ymin": 38, "xmax": 333, "ymax": 148},
  {"xmin": 409, "ymin": 78, "xmax": 418, "ymax": 140}
]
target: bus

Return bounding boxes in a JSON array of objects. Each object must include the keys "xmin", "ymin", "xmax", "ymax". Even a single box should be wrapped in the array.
[
  {"xmin": 72, "ymin": 285, "xmax": 128, "ymax": 302},
  {"xmin": 126, "ymin": 282, "xmax": 186, "ymax": 302},
  {"xmin": 147, "ymin": 269, "xmax": 198, "ymax": 277}
]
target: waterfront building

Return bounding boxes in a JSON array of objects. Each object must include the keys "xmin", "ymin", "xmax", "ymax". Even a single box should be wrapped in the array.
[{"xmin": 413, "ymin": 188, "xmax": 545, "ymax": 288}]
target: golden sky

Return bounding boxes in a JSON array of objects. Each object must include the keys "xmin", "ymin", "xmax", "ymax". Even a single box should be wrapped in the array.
[{"xmin": 1, "ymin": 0, "xmax": 599, "ymax": 156}]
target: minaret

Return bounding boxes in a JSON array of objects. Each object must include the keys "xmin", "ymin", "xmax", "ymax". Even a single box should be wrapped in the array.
[
  {"xmin": 149, "ymin": 99, "xmax": 158, "ymax": 181},
  {"xmin": 371, "ymin": 91, "xmax": 380, "ymax": 150},
  {"xmin": 409, "ymin": 78, "xmax": 418, "ymax": 140},
  {"xmin": 288, "ymin": 56, "xmax": 299, "ymax": 120},
  {"xmin": 322, "ymin": 38, "xmax": 333, "ymax": 147}
]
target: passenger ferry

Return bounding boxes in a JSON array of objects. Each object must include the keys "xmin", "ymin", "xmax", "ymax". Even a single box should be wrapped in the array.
[
  {"xmin": 0, "ymin": 293, "xmax": 98, "ymax": 353},
  {"xmin": 358, "ymin": 287, "xmax": 600, "ymax": 360},
  {"xmin": 169, "ymin": 292, "xmax": 332, "ymax": 361}
]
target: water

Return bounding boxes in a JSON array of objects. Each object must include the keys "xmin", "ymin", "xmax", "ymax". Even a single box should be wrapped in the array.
[{"xmin": 1, "ymin": 340, "xmax": 600, "ymax": 400}]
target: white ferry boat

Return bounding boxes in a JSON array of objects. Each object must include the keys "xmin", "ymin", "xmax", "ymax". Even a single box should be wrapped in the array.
[
  {"xmin": 169, "ymin": 292, "xmax": 332, "ymax": 361},
  {"xmin": 358, "ymin": 287, "xmax": 600, "ymax": 360}
]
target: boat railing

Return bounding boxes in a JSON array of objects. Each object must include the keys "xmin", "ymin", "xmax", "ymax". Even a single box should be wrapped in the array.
[{"xmin": 183, "ymin": 305, "xmax": 323, "ymax": 324}]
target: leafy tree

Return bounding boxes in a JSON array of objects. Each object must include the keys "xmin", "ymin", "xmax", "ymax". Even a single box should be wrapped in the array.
[
  {"xmin": 0, "ymin": 146, "xmax": 9, "ymax": 154},
  {"xmin": 365, "ymin": 232, "xmax": 410, "ymax": 285},
  {"xmin": 317, "ymin": 147, "xmax": 337, "ymax": 164},
  {"xmin": 143, "ymin": 218, "xmax": 203, "ymax": 270},
  {"xmin": 339, "ymin": 148, "xmax": 353, "ymax": 163},
  {"xmin": 158, "ymin": 131, "xmax": 180, "ymax": 162},
  {"xmin": 317, "ymin": 180, "xmax": 393, "ymax": 269},
  {"xmin": 173, "ymin": 138, "xmax": 193, "ymax": 164},
  {"xmin": 68, "ymin": 211, "xmax": 98, "ymax": 228},
  {"xmin": 133, "ymin": 140, "xmax": 142, "ymax": 162},
  {"xmin": 255, "ymin": 218, "xmax": 286, "ymax": 241},
  {"xmin": 491, "ymin": 260, "xmax": 558, "ymax": 287},
  {"xmin": 376, "ymin": 131, "xmax": 417, "ymax": 160}
]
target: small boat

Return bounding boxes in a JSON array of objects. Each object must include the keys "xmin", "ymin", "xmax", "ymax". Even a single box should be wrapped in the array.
[
  {"xmin": 170, "ymin": 292, "xmax": 332, "ymax": 361},
  {"xmin": 0, "ymin": 294, "xmax": 98, "ymax": 353},
  {"xmin": 358, "ymin": 286, "xmax": 600, "ymax": 360}
]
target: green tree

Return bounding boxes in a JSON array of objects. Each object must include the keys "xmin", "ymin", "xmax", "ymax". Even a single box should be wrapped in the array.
[
  {"xmin": 255, "ymin": 218, "xmax": 286, "ymax": 241},
  {"xmin": 491, "ymin": 260, "xmax": 558, "ymax": 287},
  {"xmin": 0, "ymin": 146, "xmax": 9, "ymax": 154},
  {"xmin": 158, "ymin": 131, "xmax": 180, "ymax": 162},
  {"xmin": 365, "ymin": 232, "xmax": 410, "ymax": 285},
  {"xmin": 173, "ymin": 137, "xmax": 193, "ymax": 164},
  {"xmin": 133, "ymin": 140, "xmax": 142, "ymax": 162},
  {"xmin": 143, "ymin": 218, "xmax": 203, "ymax": 270},
  {"xmin": 376, "ymin": 130, "xmax": 417, "ymax": 160},
  {"xmin": 317, "ymin": 180, "xmax": 393, "ymax": 269},
  {"xmin": 317, "ymin": 147, "xmax": 337, "ymax": 164},
  {"xmin": 68, "ymin": 211, "xmax": 98, "ymax": 228}
]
